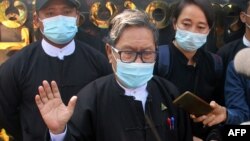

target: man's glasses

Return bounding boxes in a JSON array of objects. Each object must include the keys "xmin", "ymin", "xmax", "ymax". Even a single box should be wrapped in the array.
[{"xmin": 111, "ymin": 46, "xmax": 157, "ymax": 63}]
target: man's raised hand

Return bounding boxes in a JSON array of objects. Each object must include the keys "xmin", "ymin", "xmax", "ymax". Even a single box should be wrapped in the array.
[{"xmin": 35, "ymin": 80, "xmax": 77, "ymax": 134}]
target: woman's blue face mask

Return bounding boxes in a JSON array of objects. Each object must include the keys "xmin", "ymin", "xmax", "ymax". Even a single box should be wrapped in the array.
[{"xmin": 175, "ymin": 27, "xmax": 208, "ymax": 52}]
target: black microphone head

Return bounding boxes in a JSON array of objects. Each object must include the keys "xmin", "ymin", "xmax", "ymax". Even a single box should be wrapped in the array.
[{"xmin": 234, "ymin": 48, "xmax": 250, "ymax": 78}]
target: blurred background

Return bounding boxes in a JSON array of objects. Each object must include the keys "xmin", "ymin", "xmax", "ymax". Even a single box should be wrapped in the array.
[
  {"xmin": 0, "ymin": 0, "xmax": 246, "ymax": 64},
  {"xmin": 0, "ymin": 0, "xmax": 248, "ymax": 140}
]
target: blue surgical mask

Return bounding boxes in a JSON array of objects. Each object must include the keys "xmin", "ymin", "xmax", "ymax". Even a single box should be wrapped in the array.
[
  {"xmin": 112, "ymin": 50, "xmax": 154, "ymax": 88},
  {"xmin": 115, "ymin": 60, "xmax": 154, "ymax": 89},
  {"xmin": 175, "ymin": 28, "xmax": 208, "ymax": 52},
  {"xmin": 40, "ymin": 15, "xmax": 78, "ymax": 44}
]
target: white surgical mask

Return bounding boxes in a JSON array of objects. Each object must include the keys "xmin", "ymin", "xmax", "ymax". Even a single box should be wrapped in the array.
[{"xmin": 175, "ymin": 28, "xmax": 208, "ymax": 52}]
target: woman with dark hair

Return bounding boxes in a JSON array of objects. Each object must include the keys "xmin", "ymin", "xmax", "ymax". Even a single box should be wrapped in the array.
[
  {"xmin": 155, "ymin": 0, "xmax": 224, "ymax": 140},
  {"xmin": 34, "ymin": 9, "xmax": 193, "ymax": 141}
]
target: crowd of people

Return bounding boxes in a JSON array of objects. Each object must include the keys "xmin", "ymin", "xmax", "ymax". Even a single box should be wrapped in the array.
[{"xmin": 0, "ymin": 0, "xmax": 250, "ymax": 141}]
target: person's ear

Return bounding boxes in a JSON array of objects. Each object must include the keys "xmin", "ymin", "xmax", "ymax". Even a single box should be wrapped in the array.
[
  {"xmin": 76, "ymin": 10, "xmax": 80, "ymax": 18},
  {"xmin": 33, "ymin": 12, "xmax": 40, "ymax": 28},
  {"xmin": 172, "ymin": 18, "xmax": 177, "ymax": 30},
  {"xmin": 77, "ymin": 13, "xmax": 85, "ymax": 26},
  {"xmin": 105, "ymin": 44, "xmax": 112, "ymax": 63}
]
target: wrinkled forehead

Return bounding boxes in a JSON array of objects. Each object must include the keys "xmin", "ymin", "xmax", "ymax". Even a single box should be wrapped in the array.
[{"xmin": 115, "ymin": 26, "xmax": 156, "ymax": 51}]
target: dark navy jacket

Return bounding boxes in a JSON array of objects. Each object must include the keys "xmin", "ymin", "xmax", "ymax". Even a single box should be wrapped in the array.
[{"xmin": 224, "ymin": 61, "xmax": 250, "ymax": 124}]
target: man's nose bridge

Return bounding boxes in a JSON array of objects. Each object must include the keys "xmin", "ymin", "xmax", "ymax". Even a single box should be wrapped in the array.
[{"xmin": 135, "ymin": 52, "xmax": 143, "ymax": 63}]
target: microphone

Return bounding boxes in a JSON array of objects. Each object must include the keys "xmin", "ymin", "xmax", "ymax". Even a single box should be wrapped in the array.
[
  {"xmin": 234, "ymin": 48, "xmax": 250, "ymax": 78},
  {"xmin": 240, "ymin": 121, "xmax": 250, "ymax": 125}
]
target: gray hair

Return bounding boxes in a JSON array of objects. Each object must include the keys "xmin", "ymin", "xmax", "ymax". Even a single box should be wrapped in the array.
[{"xmin": 106, "ymin": 9, "xmax": 159, "ymax": 46}]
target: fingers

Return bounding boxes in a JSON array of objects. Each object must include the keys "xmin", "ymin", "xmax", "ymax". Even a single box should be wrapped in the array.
[
  {"xmin": 191, "ymin": 114, "xmax": 207, "ymax": 123},
  {"xmin": 208, "ymin": 106, "xmax": 227, "ymax": 126},
  {"xmin": 67, "ymin": 96, "xmax": 77, "ymax": 114},
  {"xmin": 38, "ymin": 85, "xmax": 49, "ymax": 104},
  {"xmin": 193, "ymin": 136, "xmax": 203, "ymax": 141},
  {"xmin": 35, "ymin": 94, "xmax": 44, "ymax": 110},
  {"xmin": 203, "ymin": 113, "xmax": 224, "ymax": 127},
  {"xmin": 191, "ymin": 101, "xmax": 226, "ymax": 127},
  {"xmin": 190, "ymin": 114, "xmax": 196, "ymax": 119},
  {"xmin": 202, "ymin": 114, "xmax": 215, "ymax": 126},
  {"xmin": 51, "ymin": 81, "xmax": 61, "ymax": 99},
  {"xmin": 43, "ymin": 80, "xmax": 54, "ymax": 100},
  {"xmin": 207, "ymin": 118, "xmax": 220, "ymax": 127},
  {"xmin": 210, "ymin": 101, "xmax": 218, "ymax": 109},
  {"xmin": 37, "ymin": 80, "xmax": 60, "ymax": 104}
]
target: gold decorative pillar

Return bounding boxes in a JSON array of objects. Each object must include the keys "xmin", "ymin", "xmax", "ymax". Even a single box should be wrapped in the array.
[
  {"xmin": 89, "ymin": 0, "xmax": 118, "ymax": 28},
  {"xmin": 145, "ymin": 0, "xmax": 170, "ymax": 29},
  {"xmin": 0, "ymin": 0, "xmax": 29, "ymax": 64}
]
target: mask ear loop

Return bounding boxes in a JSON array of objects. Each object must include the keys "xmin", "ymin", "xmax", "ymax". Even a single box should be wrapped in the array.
[
  {"xmin": 243, "ymin": 13, "xmax": 250, "ymax": 28},
  {"xmin": 111, "ymin": 47, "xmax": 116, "ymax": 59},
  {"xmin": 38, "ymin": 18, "xmax": 45, "ymax": 36},
  {"xmin": 110, "ymin": 46, "xmax": 119, "ymax": 72},
  {"xmin": 110, "ymin": 46, "xmax": 122, "ymax": 62},
  {"xmin": 243, "ymin": 12, "xmax": 250, "ymax": 18}
]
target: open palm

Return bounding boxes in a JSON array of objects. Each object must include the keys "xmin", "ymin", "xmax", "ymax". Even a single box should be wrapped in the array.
[{"xmin": 35, "ymin": 80, "xmax": 77, "ymax": 134}]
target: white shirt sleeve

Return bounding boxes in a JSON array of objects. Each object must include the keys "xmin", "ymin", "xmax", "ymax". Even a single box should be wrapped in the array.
[{"xmin": 49, "ymin": 126, "xmax": 67, "ymax": 141}]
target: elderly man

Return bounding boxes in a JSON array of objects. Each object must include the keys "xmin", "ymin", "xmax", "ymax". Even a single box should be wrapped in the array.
[
  {"xmin": 35, "ymin": 9, "xmax": 192, "ymax": 141},
  {"xmin": 0, "ymin": 0, "xmax": 112, "ymax": 140}
]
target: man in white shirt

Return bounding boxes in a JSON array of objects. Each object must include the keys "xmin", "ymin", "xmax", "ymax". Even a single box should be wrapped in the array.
[
  {"xmin": 0, "ymin": 0, "xmax": 112, "ymax": 140},
  {"xmin": 35, "ymin": 9, "xmax": 193, "ymax": 141}
]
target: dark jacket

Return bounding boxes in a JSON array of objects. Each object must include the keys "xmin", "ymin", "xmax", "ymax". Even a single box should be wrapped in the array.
[
  {"xmin": 217, "ymin": 38, "xmax": 246, "ymax": 72},
  {"xmin": 0, "ymin": 40, "xmax": 112, "ymax": 141},
  {"xmin": 154, "ymin": 43, "xmax": 224, "ymax": 140},
  {"xmin": 50, "ymin": 75, "xmax": 193, "ymax": 141}
]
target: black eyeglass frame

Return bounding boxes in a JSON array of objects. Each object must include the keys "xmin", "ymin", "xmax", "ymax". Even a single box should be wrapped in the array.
[{"xmin": 111, "ymin": 46, "xmax": 157, "ymax": 63}]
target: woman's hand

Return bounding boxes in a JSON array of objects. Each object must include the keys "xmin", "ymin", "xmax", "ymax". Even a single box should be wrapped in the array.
[{"xmin": 191, "ymin": 101, "xmax": 227, "ymax": 127}]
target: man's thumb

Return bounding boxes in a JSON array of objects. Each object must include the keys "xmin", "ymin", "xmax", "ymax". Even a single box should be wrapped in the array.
[
  {"xmin": 210, "ymin": 101, "xmax": 217, "ymax": 108},
  {"xmin": 68, "ymin": 96, "xmax": 77, "ymax": 113}
]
